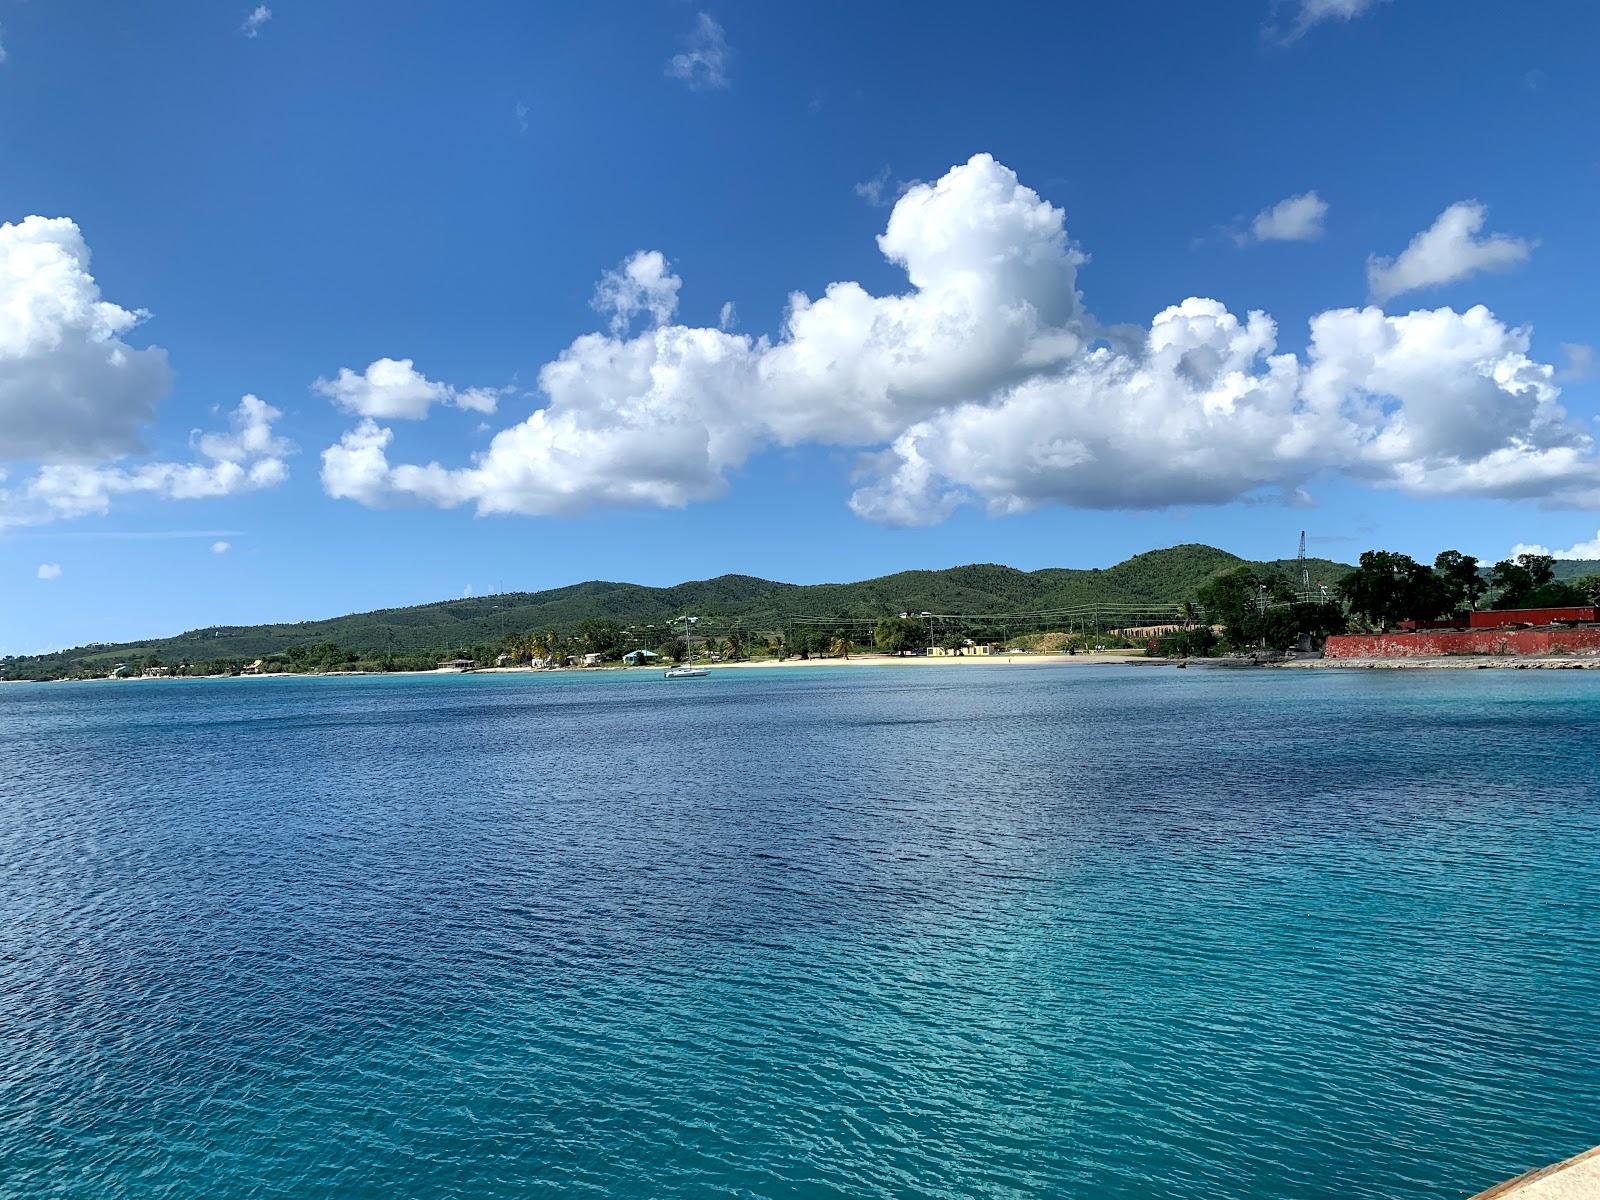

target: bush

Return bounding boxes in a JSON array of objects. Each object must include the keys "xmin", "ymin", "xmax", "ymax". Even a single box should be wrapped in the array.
[{"xmin": 1158, "ymin": 628, "xmax": 1219, "ymax": 657}]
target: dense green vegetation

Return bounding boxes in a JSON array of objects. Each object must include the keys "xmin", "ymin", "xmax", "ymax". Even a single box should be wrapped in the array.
[
  {"xmin": 4, "ymin": 544, "xmax": 1352, "ymax": 680},
  {"xmin": 1176, "ymin": 565, "xmax": 1347, "ymax": 653},
  {"xmin": 1335, "ymin": 549, "xmax": 1600, "ymax": 631},
  {"xmin": 10, "ymin": 542, "xmax": 1597, "ymax": 681}
]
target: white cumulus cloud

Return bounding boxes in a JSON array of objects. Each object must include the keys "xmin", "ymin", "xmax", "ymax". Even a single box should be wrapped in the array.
[
  {"xmin": 0, "ymin": 216, "xmax": 173, "ymax": 461},
  {"xmin": 1367, "ymin": 201, "xmax": 1533, "ymax": 302},
  {"xmin": 593, "ymin": 251, "xmax": 682, "ymax": 336},
  {"xmin": 1512, "ymin": 531, "xmax": 1600, "ymax": 561},
  {"xmin": 211, "ymin": 540, "xmax": 231, "ymax": 554},
  {"xmin": 37, "ymin": 562, "xmax": 61, "ymax": 581},
  {"xmin": 665, "ymin": 12, "xmax": 730, "ymax": 91},
  {"xmin": 0, "ymin": 216, "xmax": 293, "ymax": 531},
  {"xmin": 1247, "ymin": 191, "xmax": 1328, "ymax": 243},
  {"xmin": 316, "ymin": 153, "xmax": 1600, "ymax": 528},
  {"xmin": 2, "ymin": 396, "xmax": 292, "ymax": 530},
  {"xmin": 312, "ymin": 357, "xmax": 500, "ymax": 420}
]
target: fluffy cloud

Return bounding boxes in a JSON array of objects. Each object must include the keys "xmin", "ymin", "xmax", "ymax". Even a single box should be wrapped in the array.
[
  {"xmin": 1512, "ymin": 531, "xmax": 1600, "ymax": 560},
  {"xmin": 593, "ymin": 251, "xmax": 682, "ymax": 335},
  {"xmin": 312, "ymin": 357, "xmax": 499, "ymax": 419},
  {"xmin": 2, "ymin": 396, "xmax": 291, "ymax": 530},
  {"xmin": 1367, "ymin": 201, "xmax": 1533, "ymax": 302},
  {"xmin": 1247, "ymin": 191, "xmax": 1328, "ymax": 243},
  {"xmin": 37, "ymin": 563, "xmax": 61, "ymax": 581},
  {"xmin": 212, "ymin": 540, "xmax": 231, "ymax": 554},
  {"xmin": 665, "ymin": 13, "xmax": 730, "ymax": 91},
  {"xmin": 0, "ymin": 215, "xmax": 294, "ymax": 530},
  {"xmin": 0, "ymin": 216, "xmax": 173, "ymax": 461},
  {"xmin": 857, "ymin": 300, "xmax": 1598, "ymax": 523},
  {"xmin": 242, "ymin": 5, "xmax": 271, "ymax": 38},
  {"xmin": 318, "ymin": 153, "xmax": 1599, "ymax": 528},
  {"xmin": 321, "ymin": 155, "xmax": 1086, "ymax": 514}
]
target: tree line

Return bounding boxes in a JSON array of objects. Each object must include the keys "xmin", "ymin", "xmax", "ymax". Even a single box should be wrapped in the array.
[
  {"xmin": 1159, "ymin": 548, "xmax": 1600, "ymax": 657},
  {"xmin": 1335, "ymin": 550, "xmax": 1598, "ymax": 630}
]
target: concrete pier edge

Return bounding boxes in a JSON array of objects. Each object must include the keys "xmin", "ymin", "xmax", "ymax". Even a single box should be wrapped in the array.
[{"xmin": 1468, "ymin": 1143, "xmax": 1600, "ymax": 1199}]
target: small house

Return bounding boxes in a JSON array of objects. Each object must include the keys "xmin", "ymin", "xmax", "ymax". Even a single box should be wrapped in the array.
[
  {"xmin": 581, "ymin": 652, "xmax": 604, "ymax": 667},
  {"xmin": 622, "ymin": 649, "xmax": 659, "ymax": 666},
  {"xmin": 241, "ymin": 659, "xmax": 265, "ymax": 675},
  {"xmin": 442, "ymin": 657, "xmax": 477, "ymax": 671},
  {"xmin": 927, "ymin": 641, "xmax": 996, "ymax": 657}
]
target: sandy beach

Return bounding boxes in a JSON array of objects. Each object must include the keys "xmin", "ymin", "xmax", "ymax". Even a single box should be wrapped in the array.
[{"xmin": 44, "ymin": 650, "xmax": 1600, "ymax": 684}]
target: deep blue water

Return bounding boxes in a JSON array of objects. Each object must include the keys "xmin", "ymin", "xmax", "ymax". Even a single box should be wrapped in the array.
[{"xmin": 2, "ymin": 664, "xmax": 1597, "ymax": 1199}]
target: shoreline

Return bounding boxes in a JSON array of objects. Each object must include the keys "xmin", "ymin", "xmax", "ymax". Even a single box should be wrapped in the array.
[
  {"xmin": 16, "ymin": 650, "xmax": 1600, "ymax": 685},
  {"xmin": 10, "ymin": 652, "xmax": 1154, "ymax": 685}
]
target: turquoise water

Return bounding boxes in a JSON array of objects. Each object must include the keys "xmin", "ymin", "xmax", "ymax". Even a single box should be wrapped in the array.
[{"xmin": 1, "ymin": 665, "xmax": 1597, "ymax": 1199}]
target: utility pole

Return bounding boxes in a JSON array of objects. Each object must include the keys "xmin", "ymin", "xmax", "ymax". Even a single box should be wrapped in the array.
[{"xmin": 1298, "ymin": 530, "xmax": 1310, "ymax": 603}]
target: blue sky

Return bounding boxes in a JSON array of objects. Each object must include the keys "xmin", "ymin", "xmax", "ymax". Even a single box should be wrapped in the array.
[{"xmin": 3, "ymin": 0, "xmax": 1599, "ymax": 654}]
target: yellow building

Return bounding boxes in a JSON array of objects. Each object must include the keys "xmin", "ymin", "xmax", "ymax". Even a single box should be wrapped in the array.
[{"xmin": 927, "ymin": 641, "xmax": 995, "ymax": 657}]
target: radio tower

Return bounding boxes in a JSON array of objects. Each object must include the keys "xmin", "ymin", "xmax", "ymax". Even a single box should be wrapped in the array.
[{"xmin": 1298, "ymin": 530, "xmax": 1310, "ymax": 602}]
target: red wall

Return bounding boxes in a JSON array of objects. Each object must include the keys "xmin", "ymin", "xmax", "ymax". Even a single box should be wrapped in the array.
[
  {"xmin": 1467, "ymin": 607, "xmax": 1596, "ymax": 628},
  {"xmin": 1325, "ymin": 628, "xmax": 1600, "ymax": 658}
]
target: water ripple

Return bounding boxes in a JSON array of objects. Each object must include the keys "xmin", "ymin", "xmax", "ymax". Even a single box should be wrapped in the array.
[{"xmin": 1, "ymin": 668, "xmax": 1597, "ymax": 1198}]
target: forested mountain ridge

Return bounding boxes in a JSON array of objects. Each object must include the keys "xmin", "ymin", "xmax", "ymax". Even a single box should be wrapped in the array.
[{"xmin": 6, "ymin": 544, "xmax": 1358, "ymax": 677}]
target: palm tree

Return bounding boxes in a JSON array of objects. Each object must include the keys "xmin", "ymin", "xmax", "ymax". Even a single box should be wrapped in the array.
[
  {"xmin": 523, "ymin": 632, "xmax": 547, "ymax": 666},
  {"xmin": 828, "ymin": 634, "xmax": 855, "ymax": 659}
]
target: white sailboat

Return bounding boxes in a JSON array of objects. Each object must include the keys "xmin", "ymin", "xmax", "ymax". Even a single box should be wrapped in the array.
[{"xmin": 663, "ymin": 614, "xmax": 710, "ymax": 679}]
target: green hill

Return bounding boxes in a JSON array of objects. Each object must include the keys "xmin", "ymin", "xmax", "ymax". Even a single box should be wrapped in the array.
[
  {"xmin": 5, "ymin": 544, "xmax": 1355, "ymax": 679},
  {"xmin": 1552, "ymin": 559, "xmax": 1600, "ymax": 582}
]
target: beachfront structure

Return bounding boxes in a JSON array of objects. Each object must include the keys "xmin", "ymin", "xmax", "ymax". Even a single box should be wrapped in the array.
[
  {"xmin": 581, "ymin": 652, "xmax": 604, "ymax": 667},
  {"xmin": 1327, "ymin": 605, "xmax": 1600, "ymax": 659},
  {"xmin": 241, "ymin": 659, "xmax": 265, "ymax": 675},
  {"xmin": 622, "ymin": 649, "xmax": 659, "ymax": 666},
  {"xmin": 441, "ymin": 657, "xmax": 477, "ymax": 671},
  {"xmin": 928, "ymin": 641, "xmax": 997, "ymax": 657}
]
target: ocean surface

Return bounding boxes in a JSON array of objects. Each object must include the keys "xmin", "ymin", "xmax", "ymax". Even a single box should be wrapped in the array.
[{"xmin": 2, "ymin": 664, "xmax": 1597, "ymax": 1199}]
